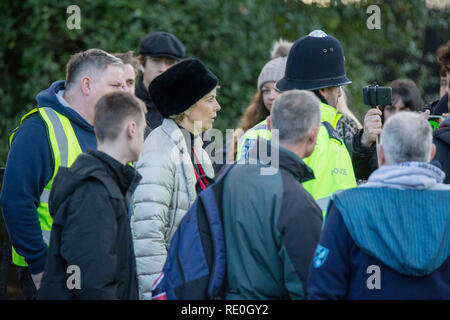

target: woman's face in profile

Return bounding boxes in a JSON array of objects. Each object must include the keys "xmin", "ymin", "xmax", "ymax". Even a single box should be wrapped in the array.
[{"xmin": 185, "ymin": 87, "xmax": 221, "ymax": 133}]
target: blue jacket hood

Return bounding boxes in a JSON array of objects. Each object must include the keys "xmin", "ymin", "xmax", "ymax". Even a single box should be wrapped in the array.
[
  {"xmin": 35, "ymin": 80, "xmax": 94, "ymax": 132},
  {"xmin": 332, "ymin": 187, "xmax": 450, "ymax": 277},
  {"xmin": 361, "ymin": 162, "xmax": 449, "ymax": 190}
]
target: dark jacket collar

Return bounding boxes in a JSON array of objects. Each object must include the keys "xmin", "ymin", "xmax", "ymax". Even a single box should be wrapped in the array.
[
  {"xmin": 434, "ymin": 127, "xmax": 450, "ymax": 147},
  {"xmin": 434, "ymin": 115, "xmax": 450, "ymax": 144},
  {"xmin": 135, "ymin": 78, "xmax": 152, "ymax": 106},
  {"xmin": 278, "ymin": 144, "xmax": 315, "ymax": 183},
  {"xmin": 431, "ymin": 92, "xmax": 448, "ymax": 116},
  {"xmin": 86, "ymin": 149, "xmax": 141, "ymax": 197},
  {"xmin": 249, "ymin": 138, "xmax": 315, "ymax": 183}
]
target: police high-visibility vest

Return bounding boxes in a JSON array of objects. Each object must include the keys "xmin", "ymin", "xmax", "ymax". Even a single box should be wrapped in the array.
[
  {"xmin": 9, "ymin": 107, "xmax": 82, "ymax": 267},
  {"xmin": 236, "ymin": 102, "xmax": 356, "ymax": 213},
  {"xmin": 236, "ymin": 119, "xmax": 270, "ymax": 160},
  {"xmin": 320, "ymin": 102, "xmax": 343, "ymax": 129}
]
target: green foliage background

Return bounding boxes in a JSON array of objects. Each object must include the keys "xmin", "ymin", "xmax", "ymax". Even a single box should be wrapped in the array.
[{"xmin": 0, "ymin": 0, "xmax": 449, "ymax": 166}]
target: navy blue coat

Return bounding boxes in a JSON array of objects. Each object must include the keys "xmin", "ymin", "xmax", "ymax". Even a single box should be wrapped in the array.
[{"xmin": 307, "ymin": 188, "xmax": 450, "ymax": 300}]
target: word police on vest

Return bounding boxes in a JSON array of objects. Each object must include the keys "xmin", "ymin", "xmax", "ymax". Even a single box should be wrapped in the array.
[
  {"xmin": 331, "ymin": 168, "xmax": 348, "ymax": 176},
  {"xmin": 180, "ymin": 304, "xmax": 269, "ymax": 317}
]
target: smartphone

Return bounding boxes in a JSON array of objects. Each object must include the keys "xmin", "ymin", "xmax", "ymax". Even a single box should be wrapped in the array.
[
  {"xmin": 429, "ymin": 115, "xmax": 444, "ymax": 130},
  {"xmin": 363, "ymin": 83, "xmax": 392, "ymax": 107}
]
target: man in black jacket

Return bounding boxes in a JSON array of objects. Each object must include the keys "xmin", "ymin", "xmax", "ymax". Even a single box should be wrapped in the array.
[
  {"xmin": 38, "ymin": 92, "xmax": 146, "ymax": 299},
  {"xmin": 136, "ymin": 31, "xmax": 186, "ymax": 134}
]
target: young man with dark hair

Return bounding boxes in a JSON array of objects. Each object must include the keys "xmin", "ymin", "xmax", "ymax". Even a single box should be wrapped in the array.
[
  {"xmin": 114, "ymin": 51, "xmax": 139, "ymax": 95},
  {"xmin": 38, "ymin": 92, "xmax": 146, "ymax": 300},
  {"xmin": 0, "ymin": 48, "xmax": 126, "ymax": 299},
  {"xmin": 135, "ymin": 31, "xmax": 186, "ymax": 133}
]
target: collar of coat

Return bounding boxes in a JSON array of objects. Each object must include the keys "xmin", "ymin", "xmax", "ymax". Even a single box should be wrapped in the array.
[
  {"xmin": 135, "ymin": 78, "xmax": 152, "ymax": 106},
  {"xmin": 160, "ymin": 118, "xmax": 215, "ymax": 180}
]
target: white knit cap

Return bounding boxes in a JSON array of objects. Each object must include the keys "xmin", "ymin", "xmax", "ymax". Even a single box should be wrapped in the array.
[{"xmin": 257, "ymin": 56, "xmax": 287, "ymax": 90}]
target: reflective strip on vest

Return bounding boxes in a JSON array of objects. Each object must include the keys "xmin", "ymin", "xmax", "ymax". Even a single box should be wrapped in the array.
[
  {"xmin": 10, "ymin": 107, "xmax": 82, "ymax": 267},
  {"xmin": 236, "ymin": 119, "xmax": 270, "ymax": 160},
  {"xmin": 42, "ymin": 230, "xmax": 51, "ymax": 245},
  {"xmin": 42, "ymin": 107, "xmax": 70, "ymax": 167},
  {"xmin": 40, "ymin": 189, "xmax": 51, "ymax": 204}
]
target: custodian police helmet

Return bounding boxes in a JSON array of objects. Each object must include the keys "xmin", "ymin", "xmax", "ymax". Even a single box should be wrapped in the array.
[{"xmin": 276, "ymin": 30, "xmax": 351, "ymax": 92}]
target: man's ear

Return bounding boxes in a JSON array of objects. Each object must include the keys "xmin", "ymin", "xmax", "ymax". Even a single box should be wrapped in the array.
[
  {"xmin": 126, "ymin": 120, "xmax": 136, "ymax": 138},
  {"xmin": 309, "ymin": 126, "xmax": 319, "ymax": 145},
  {"xmin": 80, "ymin": 76, "xmax": 91, "ymax": 96},
  {"xmin": 267, "ymin": 116, "xmax": 272, "ymax": 131},
  {"xmin": 377, "ymin": 144, "xmax": 386, "ymax": 167},
  {"xmin": 430, "ymin": 143, "xmax": 436, "ymax": 161},
  {"xmin": 318, "ymin": 88, "xmax": 328, "ymax": 100},
  {"xmin": 303, "ymin": 126, "xmax": 320, "ymax": 158},
  {"xmin": 138, "ymin": 55, "xmax": 145, "ymax": 67}
]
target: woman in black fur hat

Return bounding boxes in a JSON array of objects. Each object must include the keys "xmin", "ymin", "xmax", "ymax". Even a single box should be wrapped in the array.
[{"xmin": 130, "ymin": 58, "xmax": 221, "ymax": 299}]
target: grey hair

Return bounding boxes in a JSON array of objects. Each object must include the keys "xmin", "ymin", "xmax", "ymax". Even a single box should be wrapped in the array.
[
  {"xmin": 271, "ymin": 90, "xmax": 321, "ymax": 145},
  {"xmin": 380, "ymin": 111, "xmax": 432, "ymax": 165}
]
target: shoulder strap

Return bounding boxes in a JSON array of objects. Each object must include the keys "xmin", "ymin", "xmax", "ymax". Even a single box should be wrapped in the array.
[
  {"xmin": 192, "ymin": 147, "xmax": 210, "ymax": 191},
  {"xmin": 322, "ymin": 121, "xmax": 343, "ymax": 144},
  {"xmin": 199, "ymin": 161, "xmax": 236, "ymax": 298}
]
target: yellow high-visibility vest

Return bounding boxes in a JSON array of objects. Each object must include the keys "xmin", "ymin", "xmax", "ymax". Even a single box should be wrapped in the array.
[
  {"xmin": 9, "ymin": 107, "xmax": 82, "ymax": 266},
  {"xmin": 236, "ymin": 103, "xmax": 356, "ymax": 214}
]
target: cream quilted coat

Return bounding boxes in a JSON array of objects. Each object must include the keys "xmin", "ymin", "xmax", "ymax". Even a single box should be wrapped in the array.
[{"xmin": 131, "ymin": 118, "xmax": 214, "ymax": 300}]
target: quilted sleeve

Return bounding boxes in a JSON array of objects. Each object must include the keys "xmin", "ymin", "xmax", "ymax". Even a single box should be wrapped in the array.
[{"xmin": 131, "ymin": 139, "xmax": 176, "ymax": 300}]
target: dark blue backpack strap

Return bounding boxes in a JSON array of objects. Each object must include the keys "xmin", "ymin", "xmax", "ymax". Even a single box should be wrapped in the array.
[
  {"xmin": 199, "ymin": 161, "xmax": 236, "ymax": 299},
  {"xmin": 157, "ymin": 161, "xmax": 237, "ymax": 300}
]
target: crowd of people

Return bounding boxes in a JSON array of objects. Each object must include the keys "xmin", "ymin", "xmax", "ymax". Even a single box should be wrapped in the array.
[{"xmin": 1, "ymin": 29, "xmax": 449, "ymax": 300}]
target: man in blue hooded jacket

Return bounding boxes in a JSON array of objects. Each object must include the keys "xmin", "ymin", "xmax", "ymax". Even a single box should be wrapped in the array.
[
  {"xmin": 0, "ymin": 49, "xmax": 126, "ymax": 299},
  {"xmin": 307, "ymin": 111, "xmax": 450, "ymax": 299}
]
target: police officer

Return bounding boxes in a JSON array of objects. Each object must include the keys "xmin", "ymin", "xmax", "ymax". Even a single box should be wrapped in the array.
[
  {"xmin": 135, "ymin": 31, "xmax": 186, "ymax": 133},
  {"xmin": 238, "ymin": 30, "xmax": 362, "ymax": 212},
  {"xmin": 276, "ymin": 30, "xmax": 381, "ymax": 162}
]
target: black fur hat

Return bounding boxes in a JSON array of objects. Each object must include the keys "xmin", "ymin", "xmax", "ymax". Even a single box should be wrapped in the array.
[{"xmin": 148, "ymin": 58, "xmax": 219, "ymax": 118}]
